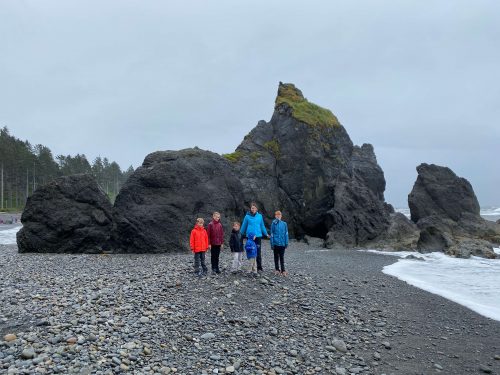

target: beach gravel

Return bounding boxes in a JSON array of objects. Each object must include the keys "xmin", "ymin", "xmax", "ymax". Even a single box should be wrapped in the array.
[{"xmin": 1, "ymin": 240, "xmax": 499, "ymax": 374}]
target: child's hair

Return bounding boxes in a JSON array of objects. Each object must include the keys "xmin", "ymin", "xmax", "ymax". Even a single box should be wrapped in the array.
[
  {"xmin": 275, "ymin": 210, "xmax": 282, "ymax": 215},
  {"xmin": 250, "ymin": 202, "xmax": 258, "ymax": 209},
  {"xmin": 233, "ymin": 221, "xmax": 240, "ymax": 226},
  {"xmin": 196, "ymin": 218, "xmax": 204, "ymax": 225},
  {"xmin": 213, "ymin": 211, "xmax": 220, "ymax": 217}
]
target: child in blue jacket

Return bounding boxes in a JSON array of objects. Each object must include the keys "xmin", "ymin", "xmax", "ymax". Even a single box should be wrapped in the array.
[
  {"xmin": 245, "ymin": 231, "xmax": 258, "ymax": 276},
  {"xmin": 270, "ymin": 210, "xmax": 289, "ymax": 276}
]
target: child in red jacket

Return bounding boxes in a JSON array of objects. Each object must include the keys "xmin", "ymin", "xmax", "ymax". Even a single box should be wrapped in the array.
[{"xmin": 190, "ymin": 218, "xmax": 209, "ymax": 277}]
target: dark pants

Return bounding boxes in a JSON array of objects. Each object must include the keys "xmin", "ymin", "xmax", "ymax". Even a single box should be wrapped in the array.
[
  {"xmin": 255, "ymin": 237, "xmax": 263, "ymax": 271},
  {"xmin": 273, "ymin": 245, "xmax": 286, "ymax": 272},
  {"xmin": 194, "ymin": 252, "xmax": 208, "ymax": 274},
  {"xmin": 211, "ymin": 245, "xmax": 221, "ymax": 272}
]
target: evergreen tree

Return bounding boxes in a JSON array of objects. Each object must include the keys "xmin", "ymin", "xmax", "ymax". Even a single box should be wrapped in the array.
[{"xmin": 0, "ymin": 127, "xmax": 132, "ymax": 211}]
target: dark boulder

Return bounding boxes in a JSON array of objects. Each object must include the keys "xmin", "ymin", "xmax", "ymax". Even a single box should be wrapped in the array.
[
  {"xmin": 17, "ymin": 174, "xmax": 113, "ymax": 253},
  {"xmin": 368, "ymin": 212, "xmax": 420, "ymax": 251},
  {"xmin": 409, "ymin": 163, "xmax": 480, "ymax": 222},
  {"xmin": 408, "ymin": 163, "xmax": 499, "ymax": 258},
  {"xmin": 228, "ymin": 82, "xmax": 390, "ymax": 247},
  {"xmin": 111, "ymin": 148, "xmax": 245, "ymax": 253}
]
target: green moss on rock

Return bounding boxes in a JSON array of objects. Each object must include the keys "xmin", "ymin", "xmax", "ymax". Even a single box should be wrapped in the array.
[
  {"xmin": 264, "ymin": 140, "xmax": 280, "ymax": 158},
  {"xmin": 275, "ymin": 83, "xmax": 340, "ymax": 129},
  {"xmin": 250, "ymin": 151, "xmax": 262, "ymax": 161},
  {"xmin": 223, "ymin": 151, "xmax": 243, "ymax": 163}
]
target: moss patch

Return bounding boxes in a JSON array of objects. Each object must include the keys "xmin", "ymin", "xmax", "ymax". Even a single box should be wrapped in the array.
[
  {"xmin": 222, "ymin": 151, "xmax": 243, "ymax": 163},
  {"xmin": 250, "ymin": 151, "xmax": 262, "ymax": 161},
  {"xmin": 275, "ymin": 83, "xmax": 340, "ymax": 129},
  {"xmin": 264, "ymin": 140, "xmax": 280, "ymax": 158}
]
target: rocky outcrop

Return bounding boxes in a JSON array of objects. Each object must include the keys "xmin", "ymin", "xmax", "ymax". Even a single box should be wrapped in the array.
[
  {"xmin": 227, "ymin": 82, "xmax": 391, "ymax": 247},
  {"xmin": 17, "ymin": 174, "xmax": 113, "ymax": 253},
  {"xmin": 368, "ymin": 212, "xmax": 420, "ymax": 251},
  {"xmin": 111, "ymin": 148, "xmax": 245, "ymax": 253},
  {"xmin": 409, "ymin": 164, "xmax": 480, "ymax": 222},
  {"xmin": 409, "ymin": 163, "xmax": 499, "ymax": 258}
]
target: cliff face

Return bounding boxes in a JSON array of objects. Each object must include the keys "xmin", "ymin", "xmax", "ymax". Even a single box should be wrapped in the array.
[{"xmin": 229, "ymin": 82, "xmax": 391, "ymax": 246}]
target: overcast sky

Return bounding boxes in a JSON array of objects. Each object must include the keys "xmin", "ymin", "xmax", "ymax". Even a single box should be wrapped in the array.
[{"xmin": 1, "ymin": 1, "xmax": 499, "ymax": 207}]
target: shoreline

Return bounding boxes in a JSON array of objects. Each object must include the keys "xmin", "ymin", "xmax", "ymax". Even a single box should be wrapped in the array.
[{"xmin": 1, "ymin": 242, "xmax": 499, "ymax": 374}]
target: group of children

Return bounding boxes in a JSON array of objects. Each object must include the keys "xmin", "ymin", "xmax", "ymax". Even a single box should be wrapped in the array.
[{"xmin": 189, "ymin": 203, "xmax": 289, "ymax": 278}]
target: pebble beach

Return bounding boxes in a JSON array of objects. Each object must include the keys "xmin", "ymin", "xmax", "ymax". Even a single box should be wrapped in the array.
[{"xmin": 1, "ymin": 236, "xmax": 500, "ymax": 375}]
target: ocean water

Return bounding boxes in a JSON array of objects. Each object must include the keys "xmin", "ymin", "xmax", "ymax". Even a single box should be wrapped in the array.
[
  {"xmin": 0, "ymin": 226, "xmax": 21, "ymax": 245},
  {"xmin": 395, "ymin": 206, "xmax": 500, "ymax": 222},
  {"xmin": 366, "ymin": 249, "xmax": 500, "ymax": 322}
]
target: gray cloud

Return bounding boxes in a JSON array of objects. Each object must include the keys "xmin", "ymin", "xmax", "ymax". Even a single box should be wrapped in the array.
[{"xmin": 1, "ymin": 0, "xmax": 499, "ymax": 207}]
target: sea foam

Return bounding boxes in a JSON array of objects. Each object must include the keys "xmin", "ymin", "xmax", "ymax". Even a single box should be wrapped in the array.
[
  {"xmin": 0, "ymin": 226, "xmax": 21, "ymax": 245},
  {"xmin": 366, "ymin": 249, "xmax": 500, "ymax": 322}
]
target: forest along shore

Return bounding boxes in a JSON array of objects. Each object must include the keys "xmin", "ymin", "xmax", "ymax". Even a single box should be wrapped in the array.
[{"xmin": 1, "ymin": 241, "xmax": 499, "ymax": 375}]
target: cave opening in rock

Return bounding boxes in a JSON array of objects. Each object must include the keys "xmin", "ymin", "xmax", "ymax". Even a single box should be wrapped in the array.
[{"xmin": 301, "ymin": 220, "xmax": 329, "ymax": 240}]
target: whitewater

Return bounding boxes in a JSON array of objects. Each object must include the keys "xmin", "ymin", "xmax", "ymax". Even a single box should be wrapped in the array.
[
  {"xmin": 366, "ymin": 249, "xmax": 500, "ymax": 322},
  {"xmin": 396, "ymin": 206, "xmax": 500, "ymax": 222}
]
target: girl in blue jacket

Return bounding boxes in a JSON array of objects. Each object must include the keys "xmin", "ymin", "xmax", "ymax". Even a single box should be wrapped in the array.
[
  {"xmin": 270, "ymin": 210, "xmax": 289, "ymax": 276},
  {"xmin": 240, "ymin": 202, "xmax": 269, "ymax": 272}
]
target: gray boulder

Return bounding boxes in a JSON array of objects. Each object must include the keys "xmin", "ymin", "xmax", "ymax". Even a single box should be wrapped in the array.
[
  {"xmin": 17, "ymin": 174, "xmax": 113, "ymax": 253},
  {"xmin": 368, "ymin": 212, "xmax": 420, "ymax": 251},
  {"xmin": 228, "ymin": 82, "xmax": 390, "ymax": 247},
  {"xmin": 447, "ymin": 238, "xmax": 497, "ymax": 259},
  {"xmin": 409, "ymin": 163, "xmax": 480, "ymax": 222},
  {"xmin": 408, "ymin": 163, "xmax": 499, "ymax": 258},
  {"xmin": 111, "ymin": 148, "xmax": 245, "ymax": 253}
]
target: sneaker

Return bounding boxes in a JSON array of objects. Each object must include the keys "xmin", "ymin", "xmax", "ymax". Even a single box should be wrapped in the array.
[
  {"xmin": 281, "ymin": 271, "xmax": 288, "ymax": 277},
  {"xmin": 274, "ymin": 270, "xmax": 281, "ymax": 275}
]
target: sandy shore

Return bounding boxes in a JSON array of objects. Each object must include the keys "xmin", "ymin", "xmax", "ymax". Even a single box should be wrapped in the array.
[{"xmin": 1, "ymin": 241, "xmax": 499, "ymax": 374}]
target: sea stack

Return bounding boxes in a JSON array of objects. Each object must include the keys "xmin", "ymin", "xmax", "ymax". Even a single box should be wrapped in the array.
[
  {"xmin": 409, "ymin": 163, "xmax": 500, "ymax": 258},
  {"xmin": 228, "ymin": 82, "xmax": 393, "ymax": 247}
]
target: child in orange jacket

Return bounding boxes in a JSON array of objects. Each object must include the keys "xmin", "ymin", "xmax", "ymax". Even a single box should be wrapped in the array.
[{"xmin": 190, "ymin": 218, "xmax": 209, "ymax": 277}]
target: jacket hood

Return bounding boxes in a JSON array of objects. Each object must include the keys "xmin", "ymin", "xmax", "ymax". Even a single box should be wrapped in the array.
[
  {"xmin": 193, "ymin": 225, "xmax": 205, "ymax": 230},
  {"xmin": 232, "ymin": 228, "xmax": 240, "ymax": 233},
  {"xmin": 247, "ymin": 211, "xmax": 258, "ymax": 217}
]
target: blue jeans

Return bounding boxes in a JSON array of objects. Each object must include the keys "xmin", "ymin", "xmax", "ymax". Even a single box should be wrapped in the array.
[{"xmin": 194, "ymin": 252, "xmax": 208, "ymax": 274}]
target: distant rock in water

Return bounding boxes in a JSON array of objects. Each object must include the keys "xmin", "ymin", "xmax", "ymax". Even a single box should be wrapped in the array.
[
  {"xmin": 17, "ymin": 174, "xmax": 113, "ymax": 253},
  {"xmin": 111, "ymin": 148, "xmax": 245, "ymax": 253},
  {"xmin": 408, "ymin": 163, "xmax": 499, "ymax": 258},
  {"xmin": 227, "ymin": 82, "xmax": 394, "ymax": 247},
  {"xmin": 409, "ymin": 163, "xmax": 480, "ymax": 222}
]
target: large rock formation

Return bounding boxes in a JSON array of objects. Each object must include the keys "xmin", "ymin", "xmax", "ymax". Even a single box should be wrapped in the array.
[
  {"xmin": 17, "ymin": 174, "xmax": 113, "ymax": 253},
  {"xmin": 111, "ymin": 148, "xmax": 245, "ymax": 253},
  {"xmin": 409, "ymin": 163, "xmax": 480, "ymax": 222},
  {"xmin": 409, "ymin": 163, "xmax": 500, "ymax": 258},
  {"xmin": 227, "ymin": 82, "xmax": 398, "ymax": 247}
]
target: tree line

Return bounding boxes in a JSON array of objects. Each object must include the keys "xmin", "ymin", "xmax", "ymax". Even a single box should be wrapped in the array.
[{"xmin": 0, "ymin": 126, "xmax": 134, "ymax": 211}]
